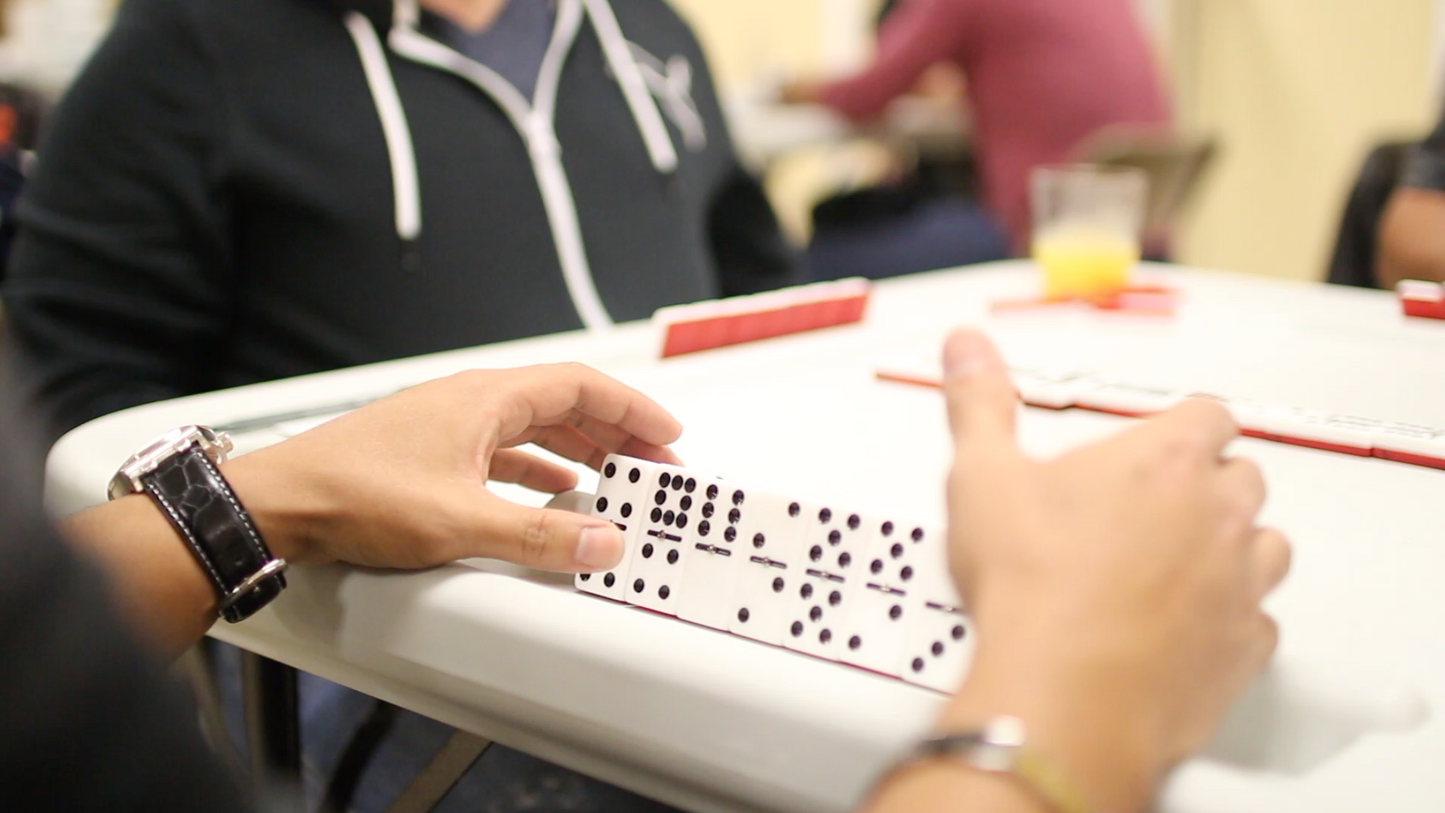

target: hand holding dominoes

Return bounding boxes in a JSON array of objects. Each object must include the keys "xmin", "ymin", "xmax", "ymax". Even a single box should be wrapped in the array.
[{"xmin": 227, "ymin": 362, "xmax": 682, "ymax": 573}]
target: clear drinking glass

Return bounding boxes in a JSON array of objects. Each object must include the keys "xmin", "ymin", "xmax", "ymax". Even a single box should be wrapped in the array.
[{"xmin": 1030, "ymin": 164, "xmax": 1148, "ymax": 300}]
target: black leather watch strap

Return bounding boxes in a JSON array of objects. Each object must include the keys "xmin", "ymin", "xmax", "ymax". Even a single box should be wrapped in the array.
[{"xmin": 141, "ymin": 444, "xmax": 286, "ymax": 622}]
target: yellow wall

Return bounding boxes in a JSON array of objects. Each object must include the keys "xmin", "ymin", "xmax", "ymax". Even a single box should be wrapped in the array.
[{"xmin": 1173, "ymin": 0, "xmax": 1438, "ymax": 279}]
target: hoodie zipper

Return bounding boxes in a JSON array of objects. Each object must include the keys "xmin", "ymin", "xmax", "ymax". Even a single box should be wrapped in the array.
[{"xmin": 347, "ymin": 0, "xmax": 679, "ymax": 332}]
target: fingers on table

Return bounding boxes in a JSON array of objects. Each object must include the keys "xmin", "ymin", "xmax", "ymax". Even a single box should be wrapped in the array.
[
  {"xmin": 461, "ymin": 494, "xmax": 623, "ymax": 572},
  {"xmin": 488, "ymin": 449, "xmax": 580, "ymax": 492},
  {"xmin": 504, "ymin": 424, "xmax": 605, "ymax": 468},
  {"xmin": 556, "ymin": 411, "xmax": 684, "ymax": 466},
  {"xmin": 505, "ymin": 423, "xmax": 682, "ymax": 470},
  {"xmin": 495, "ymin": 364, "xmax": 683, "ymax": 449}
]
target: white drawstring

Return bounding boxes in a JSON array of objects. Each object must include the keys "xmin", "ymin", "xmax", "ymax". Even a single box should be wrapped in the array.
[
  {"xmin": 344, "ymin": 0, "xmax": 679, "ymax": 241},
  {"xmin": 579, "ymin": 0, "xmax": 679, "ymax": 175},
  {"xmin": 343, "ymin": 11, "xmax": 422, "ymax": 241},
  {"xmin": 384, "ymin": 0, "xmax": 615, "ymax": 330},
  {"xmin": 340, "ymin": 0, "xmax": 683, "ymax": 332},
  {"xmin": 628, "ymin": 43, "xmax": 706, "ymax": 152}
]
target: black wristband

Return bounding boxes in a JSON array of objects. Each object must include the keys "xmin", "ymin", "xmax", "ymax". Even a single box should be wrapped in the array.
[{"xmin": 141, "ymin": 444, "xmax": 287, "ymax": 622}]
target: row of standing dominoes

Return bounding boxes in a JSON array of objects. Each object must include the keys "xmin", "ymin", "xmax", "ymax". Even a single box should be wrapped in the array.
[
  {"xmin": 653, "ymin": 278, "xmax": 871, "ymax": 359},
  {"xmin": 1399, "ymin": 279, "xmax": 1445, "ymax": 321},
  {"xmin": 874, "ymin": 362, "xmax": 1445, "ymax": 470},
  {"xmin": 574, "ymin": 454, "xmax": 972, "ymax": 692}
]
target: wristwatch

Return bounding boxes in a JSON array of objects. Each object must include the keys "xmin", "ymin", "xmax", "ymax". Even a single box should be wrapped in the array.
[
  {"xmin": 896, "ymin": 716, "xmax": 1100, "ymax": 813},
  {"xmin": 108, "ymin": 425, "xmax": 288, "ymax": 623}
]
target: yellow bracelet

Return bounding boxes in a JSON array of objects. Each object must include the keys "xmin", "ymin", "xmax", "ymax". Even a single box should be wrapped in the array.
[{"xmin": 894, "ymin": 716, "xmax": 1100, "ymax": 813}]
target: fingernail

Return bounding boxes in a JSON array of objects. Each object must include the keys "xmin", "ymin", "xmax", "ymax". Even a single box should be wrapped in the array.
[
  {"xmin": 575, "ymin": 524, "xmax": 623, "ymax": 569},
  {"xmin": 943, "ymin": 331, "xmax": 990, "ymax": 380}
]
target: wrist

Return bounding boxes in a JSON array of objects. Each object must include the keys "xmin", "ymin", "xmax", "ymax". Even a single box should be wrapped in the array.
[
  {"xmin": 866, "ymin": 752, "xmax": 1054, "ymax": 813},
  {"xmin": 220, "ymin": 449, "xmax": 327, "ymax": 566},
  {"xmin": 941, "ymin": 615, "xmax": 1165, "ymax": 813}
]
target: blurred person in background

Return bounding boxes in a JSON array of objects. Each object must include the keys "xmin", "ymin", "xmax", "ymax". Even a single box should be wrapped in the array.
[
  {"xmin": 0, "ymin": 0, "xmax": 796, "ymax": 443},
  {"xmin": 1376, "ymin": 111, "xmax": 1445, "ymax": 288},
  {"xmin": 0, "ymin": 0, "xmax": 795, "ymax": 810},
  {"xmin": 796, "ymin": 0, "xmax": 1010, "ymax": 283},
  {"xmin": 784, "ymin": 0, "xmax": 1170, "ymax": 257}
]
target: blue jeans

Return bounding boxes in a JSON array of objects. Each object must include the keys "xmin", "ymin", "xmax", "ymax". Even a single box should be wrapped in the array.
[{"xmin": 805, "ymin": 195, "xmax": 1010, "ymax": 282}]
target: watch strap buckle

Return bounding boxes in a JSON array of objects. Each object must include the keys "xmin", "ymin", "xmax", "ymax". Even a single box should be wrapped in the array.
[{"xmin": 216, "ymin": 558, "xmax": 290, "ymax": 616}]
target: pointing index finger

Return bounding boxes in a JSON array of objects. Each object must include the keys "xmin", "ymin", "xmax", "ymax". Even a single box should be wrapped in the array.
[{"xmin": 941, "ymin": 329, "xmax": 1019, "ymax": 459}]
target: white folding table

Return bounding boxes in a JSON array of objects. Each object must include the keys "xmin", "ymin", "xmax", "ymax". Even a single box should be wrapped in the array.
[{"xmin": 46, "ymin": 262, "xmax": 1445, "ymax": 813}]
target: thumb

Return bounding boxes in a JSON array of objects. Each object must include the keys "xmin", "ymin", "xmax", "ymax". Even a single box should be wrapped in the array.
[
  {"xmin": 463, "ymin": 494, "xmax": 626, "ymax": 573},
  {"xmin": 941, "ymin": 328, "xmax": 1018, "ymax": 456}
]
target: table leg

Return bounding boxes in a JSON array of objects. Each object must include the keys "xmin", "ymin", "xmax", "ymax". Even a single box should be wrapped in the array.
[
  {"xmin": 383, "ymin": 730, "xmax": 492, "ymax": 813},
  {"xmin": 242, "ymin": 652, "xmax": 303, "ymax": 813}
]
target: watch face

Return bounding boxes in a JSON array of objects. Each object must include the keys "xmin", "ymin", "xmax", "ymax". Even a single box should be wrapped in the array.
[
  {"xmin": 133, "ymin": 427, "xmax": 193, "ymax": 463},
  {"xmin": 108, "ymin": 425, "xmax": 231, "ymax": 501}
]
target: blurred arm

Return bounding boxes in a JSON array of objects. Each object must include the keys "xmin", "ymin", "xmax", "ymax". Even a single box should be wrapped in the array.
[
  {"xmin": 812, "ymin": 0, "xmax": 969, "ymax": 122},
  {"xmin": 1377, "ymin": 119, "xmax": 1445, "ymax": 287},
  {"xmin": 0, "ymin": 411, "xmax": 250, "ymax": 811},
  {"xmin": 1377, "ymin": 187, "xmax": 1445, "ymax": 287},
  {"xmin": 0, "ymin": 0, "xmax": 234, "ymax": 441}
]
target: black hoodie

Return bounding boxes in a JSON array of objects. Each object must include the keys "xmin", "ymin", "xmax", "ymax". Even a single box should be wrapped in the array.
[{"xmin": 1, "ymin": 0, "xmax": 798, "ymax": 437}]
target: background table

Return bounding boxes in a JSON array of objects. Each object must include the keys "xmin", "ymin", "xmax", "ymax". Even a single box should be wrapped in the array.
[
  {"xmin": 47, "ymin": 262, "xmax": 1445, "ymax": 813},
  {"xmin": 723, "ymin": 88, "xmax": 970, "ymax": 171}
]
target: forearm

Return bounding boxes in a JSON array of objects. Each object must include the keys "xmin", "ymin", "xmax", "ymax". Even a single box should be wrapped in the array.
[
  {"xmin": 816, "ymin": 0, "xmax": 960, "ymax": 122},
  {"xmin": 1, "ymin": 0, "xmax": 234, "ymax": 438},
  {"xmin": 1377, "ymin": 188, "xmax": 1445, "ymax": 287},
  {"xmin": 59, "ymin": 493, "xmax": 220, "ymax": 659},
  {"xmin": 3, "ymin": 238, "xmax": 202, "ymax": 442},
  {"xmin": 55, "ymin": 451, "xmax": 317, "ymax": 660},
  {"xmin": 46, "ymin": 364, "xmax": 680, "ymax": 661},
  {"xmin": 864, "ymin": 757, "xmax": 1048, "ymax": 813}
]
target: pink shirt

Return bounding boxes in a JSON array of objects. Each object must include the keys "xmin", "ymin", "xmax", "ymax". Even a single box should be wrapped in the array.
[{"xmin": 819, "ymin": 0, "xmax": 1170, "ymax": 252}]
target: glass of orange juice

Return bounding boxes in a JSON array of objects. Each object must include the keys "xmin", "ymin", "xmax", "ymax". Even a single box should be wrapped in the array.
[{"xmin": 1030, "ymin": 165, "xmax": 1147, "ymax": 301}]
